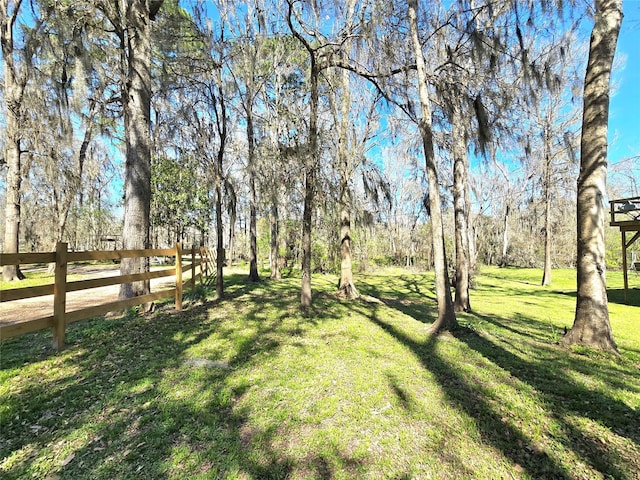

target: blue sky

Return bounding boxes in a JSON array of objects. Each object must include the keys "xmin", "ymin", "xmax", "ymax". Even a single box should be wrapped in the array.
[{"xmin": 609, "ymin": 1, "xmax": 640, "ymax": 164}]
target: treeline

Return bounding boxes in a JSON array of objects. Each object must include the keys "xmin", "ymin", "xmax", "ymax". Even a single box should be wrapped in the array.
[{"xmin": 0, "ymin": 0, "xmax": 625, "ymax": 349}]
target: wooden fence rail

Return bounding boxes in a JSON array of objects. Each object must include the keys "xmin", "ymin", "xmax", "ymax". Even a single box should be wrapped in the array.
[{"xmin": 0, "ymin": 242, "xmax": 214, "ymax": 349}]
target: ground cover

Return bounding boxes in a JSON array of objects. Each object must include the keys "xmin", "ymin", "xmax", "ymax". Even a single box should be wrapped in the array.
[{"xmin": 0, "ymin": 266, "xmax": 638, "ymax": 479}]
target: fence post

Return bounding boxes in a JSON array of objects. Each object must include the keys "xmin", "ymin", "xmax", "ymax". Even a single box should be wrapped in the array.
[
  {"xmin": 191, "ymin": 245, "xmax": 197, "ymax": 288},
  {"xmin": 199, "ymin": 247, "xmax": 205, "ymax": 280},
  {"xmin": 175, "ymin": 242, "xmax": 183, "ymax": 311},
  {"xmin": 200, "ymin": 247, "xmax": 207, "ymax": 282},
  {"xmin": 53, "ymin": 242, "xmax": 68, "ymax": 350}
]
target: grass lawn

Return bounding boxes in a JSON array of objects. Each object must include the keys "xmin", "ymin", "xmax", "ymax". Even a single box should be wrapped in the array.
[
  {"xmin": 0, "ymin": 268, "xmax": 86, "ymax": 290},
  {"xmin": 1, "ymin": 266, "xmax": 638, "ymax": 479}
]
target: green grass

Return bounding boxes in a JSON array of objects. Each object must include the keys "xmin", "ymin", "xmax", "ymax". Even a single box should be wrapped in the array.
[
  {"xmin": 0, "ymin": 265, "xmax": 98, "ymax": 290},
  {"xmin": 1, "ymin": 266, "xmax": 638, "ymax": 479}
]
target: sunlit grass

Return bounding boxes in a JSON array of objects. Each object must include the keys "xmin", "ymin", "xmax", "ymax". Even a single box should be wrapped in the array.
[
  {"xmin": 1, "ymin": 266, "xmax": 638, "ymax": 479},
  {"xmin": 0, "ymin": 265, "xmax": 97, "ymax": 290}
]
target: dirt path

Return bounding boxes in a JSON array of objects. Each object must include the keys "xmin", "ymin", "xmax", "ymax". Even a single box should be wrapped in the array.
[{"xmin": 0, "ymin": 265, "xmax": 180, "ymax": 326}]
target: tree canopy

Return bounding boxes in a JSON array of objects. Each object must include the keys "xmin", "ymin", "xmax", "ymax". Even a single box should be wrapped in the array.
[{"xmin": 1, "ymin": 0, "xmax": 631, "ymax": 350}]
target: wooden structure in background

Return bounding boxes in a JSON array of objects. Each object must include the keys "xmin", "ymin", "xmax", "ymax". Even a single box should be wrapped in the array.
[{"xmin": 610, "ymin": 196, "xmax": 640, "ymax": 303}]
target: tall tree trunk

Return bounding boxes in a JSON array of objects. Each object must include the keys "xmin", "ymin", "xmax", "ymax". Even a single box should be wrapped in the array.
[
  {"xmin": 270, "ymin": 190, "xmax": 281, "ymax": 280},
  {"xmin": 501, "ymin": 204, "xmax": 510, "ymax": 266},
  {"xmin": 408, "ymin": 0, "xmax": 457, "ymax": 333},
  {"xmin": 301, "ymin": 168, "xmax": 314, "ymax": 310},
  {"xmin": 2, "ymin": 135, "xmax": 25, "ymax": 281},
  {"xmin": 119, "ymin": 0, "xmax": 157, "ymax": 305},
  {"xmin": 210, "ymin": 47, "xmax": 228, "ymax": 299},
  {"xmin": 452, "ymin": 106, "xmax": 471, "ymax": 312},
  {"xmin": 228, "ymin": 194, "xmax": 236, "ymax": 266},
  {"xmin": 215, "ymin": 172, "xmax": 225, "ymax": 299},
  {"xmin": 247, "ymin": 104, "xmax": 260, "ymax": 282},
  {"xmin": 464, "ymin": 148, "xmax": 476, "ymax": 273},
  {"xmin": 337, "ymin": 64, "xmax": 358, "ymax": 299},
  {"xmin": 286, "ymin": 0, "xmax": 318, "ymax": 311},
  {"xmin": 541, "ymin": 125, "xmax": 553, "ymax": 286},
  {"xmin": 562, "ymin": 0, "xmax": 621, "ymax": 353},
  {"xmin": 214, "ymin": 87, "xmax": 228, "ymax": 299},
  {"xmin": 1, "ymin": 0, "xmax": 26, "ymax": 281},
  {"xmin": 300, "ymin": 57, "xmax": 318, "ymax": 312}
]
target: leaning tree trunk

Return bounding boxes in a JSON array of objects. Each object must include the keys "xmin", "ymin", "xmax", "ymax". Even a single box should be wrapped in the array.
[
  {"xmin": 211, "ymin": 53, "xmax": 228, "ymax": 299},
  {"xmin": 408, "ymin": 0, "xmax": 457, "ymax": 333},
  {"xmin": 214, "ymin": 92, "xmax": 228, "ymax": 300},
  {"xmin": 561, "ymin": 0, "xmax": 621, "ymax": 353},
  {"xmin": 337, "ymin": 64, "xmax": 359, "ymax": 299},
  {"xmin": 452, "ymin": 106, "xmax": 471, "ymax": 312},
  {"xmin": 119, "ymin": 0, "xmax": 154, "ymax": 304}
]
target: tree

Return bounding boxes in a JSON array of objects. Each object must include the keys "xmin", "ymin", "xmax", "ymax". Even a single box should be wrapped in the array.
[
  {"xmin": 407, "ymin": 0, "xmax": 457, "ymax": 333},
  {"xmin": 450, "ymin": 103, "xmax": 472, "ymax": 312},
  {"xmin": 334, "ymin": 57, "xmax": 357, "ymax": 298},
  {"xmin": 32, "ymin": 8, "xmax": 116, "ymax": 267},
  {"xmin": 562, "ymin": 0, "xmax": 622, "ymax": 352},
  {"xmin": 333, "ymin": 0, "xmax": 458, "ymax": 329},
  {"xmin": 535, "ymin": 83, "xmax": 581, "ymax": 287},
  {"xmin": 258, "ymin": 35, "xmax": 306, "ymax": 280},
  {"xmin": 202, "ymin": 10, "xmax": 231, "ymax": 300},
  {"xmin": 505, "ymin": 31, "xmax": 583, "ymax": 286},
  {"xmin": 150, "ymin": 1, "xmax": 207, "ymax": 247},
  {"xmin": 286, "ymin": 0, "xmax": 324, "ymax": 311},
  {"xmin": 212, "ymin": 72, "xmax": 229, "ymax": 300},
  {"xmin": 1, "ymin": 0, "xmax": 44, "ymax": 281},
  {"xmin": 227, "ymin": 3, "xmax": 267, "ymax": 283},
  {"xmin": 191, "ymin": 54, "xmax": 230, "ymax": 300},
  {"xmin": 151, "ymin": 154, "xmax": 209, "ymax": 245},
  {"xmin": 327, "ymin": 0, "xmax": 364, "ymax": 299},
  {"xmin": 98, "ymin": 0, "xmax": 164, "ymax": 302}
]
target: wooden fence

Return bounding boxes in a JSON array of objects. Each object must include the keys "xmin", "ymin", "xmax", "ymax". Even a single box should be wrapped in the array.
[{"xmin": 0, "ymin": 242, "xmax": 214, "ymax": 349}]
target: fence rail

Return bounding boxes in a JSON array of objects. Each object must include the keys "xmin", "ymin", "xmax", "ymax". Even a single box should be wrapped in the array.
[{"xmin": 0, "ymin": 242, "xmax": 213, "ymax": 349}]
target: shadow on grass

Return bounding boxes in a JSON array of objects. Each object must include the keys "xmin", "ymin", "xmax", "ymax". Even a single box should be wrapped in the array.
[
  {"xmin": 2, "ymin": 269, "xmax": 638, "ymax": 479},
  {"xmin": 473, "ymin": 311, "xmax": 640, "ymax": 384},
  {"xmin": 480, "ymin": 266, "xmax": 640, "ymax": 307},
  {"xmin": 356, "ymin": 295, "xmax": 639, "ymax": 479},
  {"xmin": 0, "ymin": 306, "xmax": 256, "ymax": 477},
  {"xmin": 595, "ymin": 288, "xmax": 639, "ymax": 307},
  {"xmin": 360, "ymin": 304, "xmax": 572, "ymax": 478},
  {"xmin": 554, "ymin": 287, "xmax": 640, "ymax": 307},
  {"xmin": 0, "ymin": 271, "xmax": 365, "ymax": 479},
  {"xmin": 455, "ymin": 318, "xmax": 640, "ymax": 473}
]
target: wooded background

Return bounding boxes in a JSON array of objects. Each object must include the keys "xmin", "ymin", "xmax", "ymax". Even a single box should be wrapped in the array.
[{"xmin": 1, "ymin": 0, "xmax": 634, "ymax": 345}]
